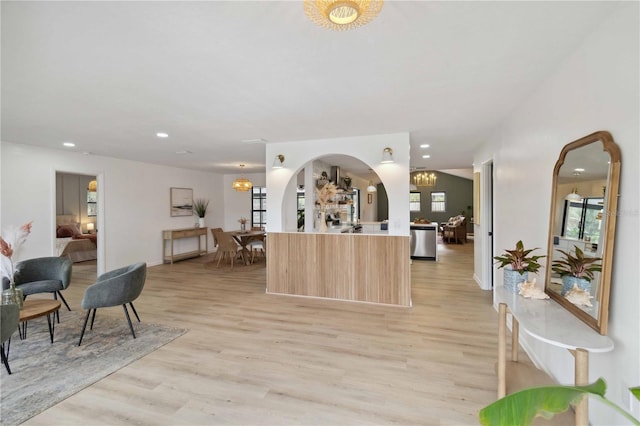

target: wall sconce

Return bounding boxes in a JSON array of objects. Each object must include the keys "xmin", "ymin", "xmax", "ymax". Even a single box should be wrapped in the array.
[
  {"xmin": 86, "ymin": 223, "xmax": 95, "ymax": 233},
  {"xmin": 272, "ymin": 154, "xmax": 285, "ymax": 169},
  {"xmin": 381, "ymin": 147, "xmax": 394, "ymax": 163},
  {"xmin": 367, "ymin": 181, "xmax": 377, "ymax": 192}
]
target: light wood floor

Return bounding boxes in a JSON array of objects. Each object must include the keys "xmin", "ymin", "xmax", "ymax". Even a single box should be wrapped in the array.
[{"xmin": 24, "ymin": 239, "xmax": 505, "ymax": 425}]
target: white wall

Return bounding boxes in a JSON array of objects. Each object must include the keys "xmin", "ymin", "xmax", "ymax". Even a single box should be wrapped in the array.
[
  {"xmin": 473, "ymin": 3, "xmax": 639, "ymax": 423},
  {"xmin": 1, "ymin": 142, "xmax": 225, "ymax": 273},
  {"xmin": 265, "ymin": 133, "xmax": 410, "ymax": 236}
]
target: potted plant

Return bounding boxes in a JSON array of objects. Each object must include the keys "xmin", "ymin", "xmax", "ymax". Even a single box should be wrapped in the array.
[
  {"xmin": 192, "ymin": 199, "xmax": 209, "ymax": 228},
  {"xmin": 551, "ymin": 246, "xmax": 602, "ymax": 296},
  {"xmin": 494, "ymin": 240, "xmax": 545, "ymax": 293}
]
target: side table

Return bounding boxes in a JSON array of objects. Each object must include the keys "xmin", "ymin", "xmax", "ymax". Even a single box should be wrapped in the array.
[{"xmin": 19, "ymin": 300, "xmax": 62, "ymax": 343}]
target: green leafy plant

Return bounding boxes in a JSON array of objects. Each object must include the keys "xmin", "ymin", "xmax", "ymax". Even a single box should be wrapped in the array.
[
  {"xmin": 479, "ymin": 378, "xmax": 640, "ymax": 426},
  {"xmin": 192, "ymin": 198, "xmax": 209, "ymax": 218},
  {"xmin": 493, "ymin": 240, "xmax": 545, "ymax": 275},
  {"xmin": 551, "ymin": 246, "xmax": 602, "ymax": 281}
]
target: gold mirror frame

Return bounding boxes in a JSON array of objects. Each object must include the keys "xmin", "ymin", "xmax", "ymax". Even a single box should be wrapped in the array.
[{"xmin": 545, "ymin": 131, "xmax": 621, "ymax": 335}]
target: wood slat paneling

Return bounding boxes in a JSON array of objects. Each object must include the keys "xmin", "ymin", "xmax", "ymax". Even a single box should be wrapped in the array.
[{"xmin": 267, "ymin": 233, "xmax": 410, "ymax": 306}]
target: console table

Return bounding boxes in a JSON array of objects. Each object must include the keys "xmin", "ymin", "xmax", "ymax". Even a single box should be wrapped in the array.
[
  {"xmin": 495, "ymin": 286, "xmax": 614, "ymax": 426},
  {"xmin": 162, "ymin": 227, "xmax": 208, "ymax": 264}
]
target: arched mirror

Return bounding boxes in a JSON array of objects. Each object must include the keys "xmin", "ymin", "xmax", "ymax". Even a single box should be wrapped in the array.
[{"xmin": 545, "ymin": 131, "xmax": 621, "ymax": 335}]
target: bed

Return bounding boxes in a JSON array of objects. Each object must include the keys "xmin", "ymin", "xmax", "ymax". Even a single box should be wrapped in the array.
[{"xmin": 56, "ymin": 215, "xmax": 97, "ymax": 263}]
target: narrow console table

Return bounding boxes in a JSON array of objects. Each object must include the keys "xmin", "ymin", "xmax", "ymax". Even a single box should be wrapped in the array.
[
  {"xmin": 495, "ymin": 286, "xmax": 614, "ymax": 426},
  {"xmin": 162, "ymin": 227, "xmax": 208, "ymax": 264}
]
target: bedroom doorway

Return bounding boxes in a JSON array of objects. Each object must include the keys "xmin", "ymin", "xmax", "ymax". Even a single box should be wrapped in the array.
[{"xmin": 55, "ymin": 171, "xmax": 102, "ymax": 278}]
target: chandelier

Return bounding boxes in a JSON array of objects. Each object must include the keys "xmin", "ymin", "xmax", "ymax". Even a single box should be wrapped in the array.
[
  {"xmin": 87, "ymin": 180, "xmax": 97, "ymax": 192},
  {"xmin": 232, "ymin": 165, "xmax": 253, "ymax": 192},
  {"xmin": 304, "ymin": 0, "xmax": 384, "ymax": 31},
  {"xmin": 413, "ymin": 172, "xmax": 437, "ymax": 187}
]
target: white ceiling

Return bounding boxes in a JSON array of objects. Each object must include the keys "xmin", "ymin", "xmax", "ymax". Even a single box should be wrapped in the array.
[{"xmin": 1, "ymin": 1, "xmax": 619, "ymax": 174}]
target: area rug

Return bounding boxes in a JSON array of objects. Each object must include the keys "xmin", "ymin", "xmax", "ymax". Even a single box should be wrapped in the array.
[{"xmin": 0, "ymin": 311, "xmax": 187, "ymax": 425}]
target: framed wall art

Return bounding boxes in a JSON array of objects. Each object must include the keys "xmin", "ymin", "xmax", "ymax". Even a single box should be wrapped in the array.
[{"xmin": 170, "ymin": 187, "xmax": 193, "ymax": 217}]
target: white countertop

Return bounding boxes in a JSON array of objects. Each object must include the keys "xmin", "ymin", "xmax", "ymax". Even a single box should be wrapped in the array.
[{"xmin": 495, "ymin": 286, "xmax": 614, "ymax": 353}]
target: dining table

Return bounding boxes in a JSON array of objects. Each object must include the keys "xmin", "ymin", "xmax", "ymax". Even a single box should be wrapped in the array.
[{"xmin": 230, "ymin": 229, "xmax": 265, "ymax": 265}]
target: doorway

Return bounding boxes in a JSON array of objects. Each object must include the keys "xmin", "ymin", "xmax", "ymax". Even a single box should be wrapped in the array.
[
  {"xmin": 480, "ymin": 160, "xmax": 494, "ymax": 290},
  {"xmin": 54, "ymin": 171, "xmax": 103, "ymax": 277}
]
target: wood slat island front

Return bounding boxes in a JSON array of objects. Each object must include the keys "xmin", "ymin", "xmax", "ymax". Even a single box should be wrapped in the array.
[{"xmin": 266, "ymin": 232, "xmax": 411, "ymax": 306}]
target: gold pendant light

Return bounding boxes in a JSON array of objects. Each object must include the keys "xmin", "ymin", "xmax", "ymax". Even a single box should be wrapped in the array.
[
  {"xmin": 232, "ymin": 165, "xmax": 253, "ymax": 192},
  {"xmin": 87, "ymin": 180, "xmax": 97, "ymax": 192},
  {"xmin": 304, "ymin": 0, "xmax": 384, "ymax": 31}
]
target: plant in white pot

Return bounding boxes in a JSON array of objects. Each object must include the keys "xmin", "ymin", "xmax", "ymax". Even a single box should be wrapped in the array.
[
  {"xmin": 494, "ymin": 240, "xmax": 545, "ymax": 293},
  {"xmin": 193, "ymin": 199, "xmax": 209, "ymax": 228},
  {"xmin": 551, "ymin": 246, "xmax": 602, "ymax": 296}
]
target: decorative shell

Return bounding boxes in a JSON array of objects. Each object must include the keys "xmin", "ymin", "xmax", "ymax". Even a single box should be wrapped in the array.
[
  {"xmin": 564, "ymin": 283, "xmax": 593, "ymax": 307},
  {"xmin": 518, "ymin": 278, "xmax": 549, "ymax": 300}
]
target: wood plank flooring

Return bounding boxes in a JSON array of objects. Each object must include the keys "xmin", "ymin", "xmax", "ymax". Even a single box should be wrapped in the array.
[{"xmin": 22, "ymin": 238, "xmax": 506, "ymax": 425}]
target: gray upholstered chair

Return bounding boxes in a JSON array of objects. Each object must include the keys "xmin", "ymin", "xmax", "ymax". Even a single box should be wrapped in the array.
[
  {"xmin": 1, "ymin": 304, "xmax": 20, "ymax": 374},
  {"xmin": 78, "ymin": 262, "xmax": 147, "ymax": 346},
  {"xmin": 2, "ymin": 257, "xmax": 73, "ymax": 313}
]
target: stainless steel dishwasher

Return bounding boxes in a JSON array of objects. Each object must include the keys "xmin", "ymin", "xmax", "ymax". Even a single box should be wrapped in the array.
[{"xmin": 410, "ymin": 223, "xmax": 438, "ymax": 260}]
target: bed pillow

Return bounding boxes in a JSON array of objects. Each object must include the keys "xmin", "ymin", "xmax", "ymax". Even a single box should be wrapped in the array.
[{"xmin": 56, "ymin": 223, "xmax": 81, "ymax": 238}]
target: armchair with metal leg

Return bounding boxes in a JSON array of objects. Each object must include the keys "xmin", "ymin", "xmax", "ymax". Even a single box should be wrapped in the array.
[
  {"xmin": 1, "ymin": 257, "xmax": 73, "ymax": 322},
  {"xmin": 1, "ymin": 304, "xmax": 20, "ymax": 374},
  {"xmin": 78, "ymin": 262, "xmax": 147, "ymax": 346}
]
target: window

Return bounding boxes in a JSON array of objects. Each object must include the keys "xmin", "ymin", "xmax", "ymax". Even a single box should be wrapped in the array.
[
  {"xmin": 431, "ymin": 191, "xmax": 446, "ymax": 212},
  {"xmin": 87, "ymin": 190, "xmax": 97, "ymax": 217},
  {"xmin": 251, "ymin": 186, "xmax": 267, "ymax": 228},
  {"xmin": 409, "ymin": 192, "xmax": 421, "ymax": 212},
  {"xmin": 561, "ymin": 197, "xmax": 603, "ymax": 242}
]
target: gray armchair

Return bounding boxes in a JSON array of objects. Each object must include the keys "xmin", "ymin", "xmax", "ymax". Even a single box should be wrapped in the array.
[
  {"xmin": 1, "ymin": 304, "xmax": 20, "ymax": 374},
  {"xmin": 78, "ymin": 262, "xmax": 147, "ymax": 346},
  {"xmin": 2, "ymin": 257, "xmax": 73, "ymax": 313}
]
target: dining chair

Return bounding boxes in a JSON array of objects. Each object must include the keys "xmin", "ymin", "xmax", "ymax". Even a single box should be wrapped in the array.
[
  {"xmin": 210, "ymin": 227, "xmax": 223, "ymax": 248},
  {"xmin": 248, "ymin": 227, "xmax": 266, "ymax": 264},
  {"xmin": 215, "ymin": 232, "xmax": 244, "ymax": 269}
]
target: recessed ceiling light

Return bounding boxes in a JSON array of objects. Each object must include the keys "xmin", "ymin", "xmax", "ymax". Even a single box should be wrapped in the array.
[
  {"xmin": 175, "ymin": 150, "xmax": 192, "ymax": 155},
  {"xmin": 574, "ymin": 168, "xmax": 585, "ymax": 172},
  {"xmin": 422, "ymin": 154, "xmax": 431, "ymax": 159},
  {"xmin": 156, "ymin": 132, "xmax": 169, "ymax": 138},
  {"xmin": 63, "ymin": 142, "xmax": 75, "ymax": 147},
  {"xmin": 420, "ymin": 144, "xmax": 430, "ymax": 148}
]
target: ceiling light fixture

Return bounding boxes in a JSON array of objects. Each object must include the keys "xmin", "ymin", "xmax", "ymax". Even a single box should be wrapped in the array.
[
  {"xmin": 367, "ymin": 181, "xmax": 377, "ymax": 192},
  {"xmin": 420, "ymin": 144, "xmax": 430, "ymax": 148},
  {"xmin": 422, "ymin": 154, "xmax": 431, "ymax": 159},
  {"xmin": 156, "ymin": 132, "xmax": 169, "ymax": 138},
  {"xmin": 272, "ymin": 154, "xmax": 285, "ymax": 169},
  {"xmin": 87, "ymin": 180, "xmax": 97, "ymax": 192},
  {"xmin": 413, "ymin": 171, "xmax": 437, "ymax": 187},
  {"xmin": 304, "ymin": 0, "xmax": 383, "ymax": 31},
  {"xmin": 381, "ymin": 147, "xmax": 394, "ymax": 163},
  {"xmin": 565, "ymin": 171, "xmax": 582, "ymax": 201},
  {"xmin": 63, "ymin": 142, "xmax": 75, "ymax": 147},
  {"xmin": 232, "ymin": 164, "xmax": 253, "ymax": 192}
]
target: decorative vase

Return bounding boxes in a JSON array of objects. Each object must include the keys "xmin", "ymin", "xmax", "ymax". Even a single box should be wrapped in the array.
[
  {"xmin": 1, "ymin": 280, "xmax": 24, "ymax": 309},
  {"xmin": 318, "ymin": 208, "xmax": 328, "ymax": 233},
  {"xmin": 503, "ymin": 267, "xmax": 528, "ymax": 293},
  {"xmin": 240, "ymin": 223, "xmax": 246, "ymax": 232},
  {"xmin": 561, "ymin": 276, "xmax": 591, "ymax": 296},
  {"xmin": 198, "ymin": 217, "xmax": 205, "ymax": 228}
]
